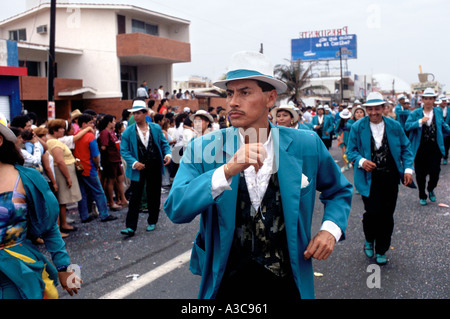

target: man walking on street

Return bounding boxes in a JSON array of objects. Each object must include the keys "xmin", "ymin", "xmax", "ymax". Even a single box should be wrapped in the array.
[
  {"xmin": 164, "ymin": 51, "xmax": 353, "ymax": 299},
  {"xmin": 346, "ymin": 92, "xmax": 414, "ymax": 265},
  {"xmin": 73, "ymin": 114, "xmax": 117, "ymax": 223},
  {"xmin": 120, "ymin": 100, "xmax": 172, "ymax": 236}
]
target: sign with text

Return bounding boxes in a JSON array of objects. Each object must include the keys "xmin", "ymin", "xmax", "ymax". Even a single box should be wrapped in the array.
[{"xmin": 291, "ymin": 34, "xmax": 357, "ymax": 61}]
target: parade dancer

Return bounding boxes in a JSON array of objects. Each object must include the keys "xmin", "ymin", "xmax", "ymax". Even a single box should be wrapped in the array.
[
  {"xmin": 405, "ymin": 88, "xmax": 450, "ymax": 205},
  {"xmin": 164, "ymin": 51, "xmax": 352, "ymax": 299},
  {"xmin": 346, "ymin": 92, "xmax": 414, "ymax": 265}
]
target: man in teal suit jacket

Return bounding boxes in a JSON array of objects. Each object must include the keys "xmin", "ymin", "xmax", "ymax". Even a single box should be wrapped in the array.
[
  {"xmin": 164, "ymin": 51, "xmax": 352, "ymax": 299},
  {"xmin": 346, "ymin": 92, "xmax": 414, "ymax": 265},
  {"xmin": 120, "ymin": 100, "xmax": 171, "ymax": 235},
  {"xmin": 405, "ymin": 88, "xmax": 450, "ymax": 205},
  {"xmin": 312, "ymin": 106, "xmax": 334, "ymax": 149}
]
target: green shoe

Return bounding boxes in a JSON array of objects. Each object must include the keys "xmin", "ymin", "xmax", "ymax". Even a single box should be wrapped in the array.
[
  {"xmin": 429, "ymin": 191, "xmax": 436, "ymax": 202},
  {"xmin": 120, "ymin": 228, "xmax": 135, "ymax": 236},
  {"xmin": 419, "ymin": 199, "xmax": 427, "ymax": 206},
  {"xmin": 146, "ymin": 224, "xmax": 156, "ymax": 232},
  {"xmin": 364, "ymin": 240, "xmax": 374, "ymax": 258},
  {"xmin": 376, "ymin": 254, "xmax": 387, "ymax": 265}
]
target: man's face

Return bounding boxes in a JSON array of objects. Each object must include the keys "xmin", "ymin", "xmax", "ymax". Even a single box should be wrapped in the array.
[
  {"xmin": 366, "ymin": 104, "xmax": 385, "ymax": 124},
  {"xmin": 422, "ymin": 97, "xmax": 435, "ymax": 108},
  {"xmin": 133, "ymin": 110, "xmax": 148, "ymax": 124},
  {"xmin": 24, "ymin": 120, "xmax": 32, "ymax": 131},
  {"xmin": 225, "ymin": 80, "xmax": 276, "ymax": 131}
]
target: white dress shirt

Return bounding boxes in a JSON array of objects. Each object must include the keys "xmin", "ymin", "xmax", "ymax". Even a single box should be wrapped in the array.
[
  {"xmin": 211, "ymin": 130, "xmax": 342, "ymax": 242},
  {"xmin": 358, "ymin": 120, "xmax": 413, "ymax": 175}
]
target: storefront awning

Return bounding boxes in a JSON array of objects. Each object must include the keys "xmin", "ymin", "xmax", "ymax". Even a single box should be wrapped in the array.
[{"xmin": 58, "ymin": 86, "xmax": 96, "ymax": 97}]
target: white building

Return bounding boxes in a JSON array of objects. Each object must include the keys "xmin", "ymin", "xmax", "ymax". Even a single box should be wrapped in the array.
[{"xmin": 0, "ymin": 2, "xmax": 191, "ymax": 120}]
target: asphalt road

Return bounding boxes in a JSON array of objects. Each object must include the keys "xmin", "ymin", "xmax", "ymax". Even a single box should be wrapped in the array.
[{"xmin": 48, "ymin": 141, "xmax": 449, "ymax": 301}]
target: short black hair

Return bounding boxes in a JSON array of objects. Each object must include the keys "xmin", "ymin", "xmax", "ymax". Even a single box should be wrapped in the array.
[
  {"xmin": 256, "ymin": 80, "xmax": 276, "ymax": 92},
  {"xmin": 78, "ymin": 113, "xmax": 93, "ymax": 127},
  {"xmin": 10, "ymin": 115, "xmax": 30, "ymax": 129}
]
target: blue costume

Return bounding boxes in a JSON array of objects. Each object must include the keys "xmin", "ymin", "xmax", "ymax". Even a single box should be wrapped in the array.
[{"xmin": 164, "ymin": 124, "xmax": 352, "ymax": 299}]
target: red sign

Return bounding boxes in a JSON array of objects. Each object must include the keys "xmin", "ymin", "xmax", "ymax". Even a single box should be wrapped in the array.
[{"xmin": 299, "ymin": 26, "xmax": 349, "ymax": 39}]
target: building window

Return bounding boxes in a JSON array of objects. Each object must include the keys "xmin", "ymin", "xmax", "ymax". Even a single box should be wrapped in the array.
[
  {"xmin": 132, "ymin": 19, "xmax": 158, "ymax": 36},
  {"xmin": 9, "ymin": 28, "xmax": 27, "ymax": 41},
  {"xmin": 19, "ymin": 60, "xmax": 41, "ymax": 77},
  {"xmin": 121, "ymin": 65, "xmax": 137, "ymax": 100}
]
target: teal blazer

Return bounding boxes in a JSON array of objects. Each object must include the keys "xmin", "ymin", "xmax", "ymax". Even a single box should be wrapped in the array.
[
  {"xmin": 346, "ymin": 117, "xmax": 415, "ymax": 197},
  {"xmin": 405, "ymin": 107, "xmax": 450, "ymax": 158},
  {"xmin": 120, "ymin": 122, "xmax": 171, "ymax": 182},
  {"xmin": 164, "ymin": 124, "xmax": 353, "ymax": 299},
  {"xmin": 312, "ymin": 114, "xmax": 334, "ymax": 139}
]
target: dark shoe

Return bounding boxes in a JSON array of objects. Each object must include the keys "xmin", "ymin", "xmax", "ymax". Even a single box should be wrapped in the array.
[
  {"xmin": 101, "ymin": 215, "xmax": 118, "ymax": 222},
  {"xmin": 82, "ymin": 216, "xmax": 94, "ymax": 223},
  {"xmin": 60, "ymin": 226, "xmax": 78, "ymax": 233},
  {"xmin": 120, "ymin": 228, "xmax": 135, "ymax": 236}
]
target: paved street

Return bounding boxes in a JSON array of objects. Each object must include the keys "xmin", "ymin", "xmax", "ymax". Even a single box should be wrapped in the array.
[{"xmin": 50, "ymin": 142, "xmax": 449, "ymax": 300}]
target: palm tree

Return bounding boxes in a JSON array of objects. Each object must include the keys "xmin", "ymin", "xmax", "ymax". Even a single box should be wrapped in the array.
[{"xmin": 274, "ymin": 59, "xmax": 328, "ymax": 106}]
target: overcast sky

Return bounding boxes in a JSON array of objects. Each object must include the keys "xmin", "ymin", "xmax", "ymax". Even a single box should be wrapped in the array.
[{"xmin": 2, "ymin": 0, "xmax": 449, "ymax": 92}]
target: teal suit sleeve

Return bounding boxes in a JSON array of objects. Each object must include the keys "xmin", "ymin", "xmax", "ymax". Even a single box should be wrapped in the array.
[
  {"xmin": 315, "ymin": 136, "xmax": 353, "ymax": 238},
  {"xmin": 120, "ymin": 126, "xmax": 138, "ymax": 168},
  {"xmin": 405, "ymin": 111, "xmax": 421, "ymax": 132},
  {"xmin": 164, "ymin": 139, "xmax": 216, "ymax": 224},
  {"xmin": 345, "ymin": 124, "xmax": 364, "ymax": 165}
]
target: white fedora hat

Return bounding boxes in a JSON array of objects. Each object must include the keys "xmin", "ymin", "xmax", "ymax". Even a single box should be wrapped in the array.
[
  {"xmin": 128, "ymin": 99, "xmax": 149, "ymax": 113},
  {"xmin": 271, "ymin": 105, "xmax": 299, "ymax": 123},
  {"xmin": 397, "ymin": 94, "xmax": 406, "ymax": 100},
  {"xmin": 421, "ymin": 87, "xmax": 437, "ymax": 97},
  {"xmin": 0, "ymin": 113, "xmax": 16, "ymax": 143},
  {"xmin": 213, "ymin": 51, "xmax": 287, "ymax": 94},
  {"xmin": 339, "ymin": 108, "xmax": 352, "ymax": 119},
  {"xmin": 363, "ymin": 92, "xmax": 386, "ymax": 106},
  {"xmin": 190, "ymin": 110, "xmax": 214, "ymax": 123}
]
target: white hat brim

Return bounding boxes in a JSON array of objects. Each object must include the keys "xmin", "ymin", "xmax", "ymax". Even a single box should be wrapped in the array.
[
  {"xmin": 0, "ymin": 124, "xmax": 17, "ymax": 143},
  {"xmin": 271, "ymin": 107, "xmax": 299, "ymax": 123},
  {"xmin": 213, "ymin": 75, "xmax": 287, "ymax": 94},
  {"xmin": 190, "ymin": 113, "xmax": 214, "ymax": 123}
]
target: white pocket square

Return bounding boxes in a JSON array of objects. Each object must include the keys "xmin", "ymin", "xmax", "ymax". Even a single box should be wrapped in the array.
[{"xmin": 301, "ymin": 173, "xmax": 310, "ymax": 189}]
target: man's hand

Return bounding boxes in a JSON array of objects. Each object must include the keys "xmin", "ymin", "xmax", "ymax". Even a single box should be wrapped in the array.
[
  {"xmin": 164, "ymin": 155, "xmax": 171, "ymax": 166},
  {"xmin": 225, "ymin": 143, "xmax": 267, "ymax": 179},
  {"xmin": 134, "ymin": 162, "xmax": 146, "ymax": 170},
  {"xmin": 362, "ymin": 160, "xmax": 377, "ymax": 172},
  {"xmin": 403, "ymin": 173, "xmax": 413, "ymax": 186},
  {"xmin": 304, "ymin": 230, "xmax": 336, "ymax": 261}
]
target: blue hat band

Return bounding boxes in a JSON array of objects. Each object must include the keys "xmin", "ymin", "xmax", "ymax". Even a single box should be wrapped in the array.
[
  {"xmin": 226, "ymin": 69, "xmax": 273, "ymax": 80},
  {"xmin": 366, "ymin": 99, "xmax": 385, "ymax": 104}
]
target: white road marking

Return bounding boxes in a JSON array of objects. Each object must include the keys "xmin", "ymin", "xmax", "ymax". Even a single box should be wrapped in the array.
[{"xmin": 99, "ymin": 250, "xmax": 191, "ymax": 299}]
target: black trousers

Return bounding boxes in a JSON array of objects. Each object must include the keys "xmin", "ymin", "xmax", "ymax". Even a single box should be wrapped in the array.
[
  {"xmin": 415, "ymin": 142, "xmax": 442, "ymax": 200},
  {"xmin": 215, "ymin": 260, "xmax": 301, "ymax": 300},
  {"xmin": 443, "ymin": 136, "xmax": 450, "ymax": 160},
  {"xmin": 125, "ymin": 163, "xmax": 162, "ymax": 230},
  {"xmin": 362, "ymin": 170, "xmax": 399, "ymax": 255}
]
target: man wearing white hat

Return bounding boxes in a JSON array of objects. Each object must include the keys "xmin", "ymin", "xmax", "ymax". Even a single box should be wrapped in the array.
[
  {"xmin": 312, "ymin": 105, "xmax": 334, "ymax": 149},
  {"xmin": 120, "ymin": 100, "xmax": 172, "ymax": 235},
  {"xmin": 436, "ymin": 95, "xmax": 450, "ymax": 164},
  {"xmin": 164, "ymin": 51, "xmax": 352, "ymax": 299},
  {"xmin": 394, "ymin": 94, "xmax": 410, "ymax": 135},
  {"xmin": 405, "ymin": 88, "xmax": 450, "ymax": 205},
  {"xmin": 346, "ymin": 92, "xmax": 414, "ymax": 265}
]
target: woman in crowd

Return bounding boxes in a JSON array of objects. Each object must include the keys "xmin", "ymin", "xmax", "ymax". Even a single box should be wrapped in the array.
[
  {"xmin": 190, "ymin": 110, "xmax": 214, "ymax": 137},
  {"xmin": 98, "ymin": 115, "xmax": 128, "ymax": 209},
  {"xmin": 335, "ymin": 108, "xmax": 353, "ymax": 171},
  {"xmin": 46, "ymin": 119, "xmax": 82, "ymax": 237},
  {"xmin": 0, "ymin": 115, "xmax": 81, "ymax": 298}
]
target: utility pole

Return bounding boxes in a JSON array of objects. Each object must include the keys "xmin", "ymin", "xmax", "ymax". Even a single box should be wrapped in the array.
[
  {"xmin": 259, "ymin": 43, "xmax": 263, "ymax": 54},
  {"xmin": 339, "ymin": 47, "xmax": 343, "ymax": 103},
  {"xmin": 48, "ymin": 0, "xmax": 56, "ymax": 103},
  {"xmin": 47, "ymin": 0, "xmax": 56, "ymax": 120}
]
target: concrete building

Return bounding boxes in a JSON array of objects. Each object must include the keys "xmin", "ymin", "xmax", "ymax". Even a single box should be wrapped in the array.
[{"xmin": 0, "ymin": 2, "xmax": 191, "ymax": 122}]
